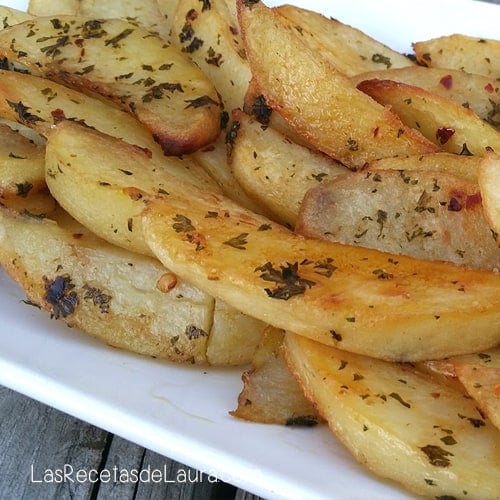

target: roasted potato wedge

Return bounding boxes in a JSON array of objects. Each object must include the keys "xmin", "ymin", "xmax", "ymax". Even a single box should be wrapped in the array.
[
  {"xmin": 172, "ymin": 0, "xmax": 252, "ymax": 112},
  {"xmin": 237, "ymin": 0, "xmax": 438, "ymax": 170},
  {"xmin": 229, "ymin": 109, "xmax": 347, "ymax": 226},
  {"xmin": 191, "ymin": 133, "xmax": 266, "ymax": 215},
  {"xmin": 74, "ymin": 0, "xmax": 171, "ymax": 40},
  {"xmin": 0, "ymin": 5, "xmax": 33, "ymax": 25},
  {"xmin": 368, "ymin": 152, "xmax": 481, "ymax": 182},
  {"xmin": 205, "ymin": 299, "xmax": 266, "ymax": 366},
  {"xmin": 143, "ymin": 195, "xmax": 500, "ymax": 362},
  {"xmin": 243, "ymin": 81, "xmax": 314, "ymax": 150},
  {"xmin": 424, "ymin": 347, "xmax": 500, "ymax": 432},
  {"xmin": 0, "ymin": 16, "xmax": 222, "ymax": 155},
  {"xmin": 1, "ymin": 188, "xmax": 56, "ymax": 217},
  {"xmin": 358, "ymin": 80, "xmax": 500, "ymax": 155},
  {"xmin": 296, "ymin": 169, "xmax": 500, "ymax": 270},
  {"xmin": 478, "ymin": 153, "xmax": 500, "ymax": 237},
  {"xmin": 275, "ymin": 4, "xmax": 414, "ymax": 77},
  {"xmin": 0, "ymin": 122, "xmax": 45, "ymax": 199},
  {"xmin": 413, "ymin": 34, "xmax": 500, "ymax": 80},
  {"xmin": 28, "ymin": 0, "xmax": 78, "ymax": 16},
  {"xmin": 357, "ymin": 79, "xmax": 500, "ymax": 155},
  {"xmin": 0, "ymin": 68, "xmax": 224, "ymax": 209},
  {"xmin": 0, "ymin": 205, "xmax": 214, "ymax": 364},
  {"xmin": 45, "ymin": 121, "xmax": 219, "ymax": 257},
  {"xmin": 0, "ymin": 70, "xmax": 158, "ymax": 155},
  {"xmin": 0, "ymin": 69, "xmax": 216, "ymax": 186},
  {"xmin": 283, "ymin": 333, "xmax": 500, "ymax": 499},
  {"xmin": 231, "ymin": 326, "xmax": 320, "ymax": 425},
  {"xmin": 351, "ymin": 66, "xmax": 500, "ymax": 129},
  {"xmin": 143, "ymin": 189, "xmax": 500, "ymax": 361}
]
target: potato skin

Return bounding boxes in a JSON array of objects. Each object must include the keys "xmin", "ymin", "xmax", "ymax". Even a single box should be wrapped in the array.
[
  {"xmin": 296, "ymin": 169, "xmax": 500, "ymax": 271},
  {"xmin": 283, "ymin": 332, "xmax": 500, "ymax": 499},
  {"xmin": 0, "ymin": 206, "xmax": 214, "ymax": 363},
  {"xmin": 238, "ymin": 0, "xmax": 438, "ymax": 170},
  {"xmin": 0, "ymin": 16, "xmax": 223, "ymax": 155}
]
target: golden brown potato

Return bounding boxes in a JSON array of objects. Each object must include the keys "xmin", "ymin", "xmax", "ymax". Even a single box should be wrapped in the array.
[
  {"xmin": 28, "ymin": 0, "xmax": 78, "ymax": 15},
  {"xmin": 0, "ymin": 123, "xmax": 45, "ymax": 199},
  {"xmin": 0, "ymin": 5, "xmax": 33, "ymax": 25},
  {"xmin": 276, "ymin": 3, "xmax": 414, "ymax": 77},
  {"xmin": 423, "ymin": 347, "xmax": 500, "ymax": 432},
  {"xmin": 283, "ymin": 332, "xmax": 500, "ymax": 499},
  {"xmin": 0, "ymin": 205, "xmax": 214, "ymax": 364},
  {"xmin": 357, "ymin": 79, "xmax": 500, "ymax": 155},
  {"xmin": 229, "ymin": 109, "xmax": 347, "ymax": 226},
  {"xmin": 80, "ymin": 0, "xmax": 171, "ymax": 40},
  {"xmin": 206, "ymin": 299, "xmax": 266, "ymax": 366},
  {"xmin": 296, "ymin": 169, "xmax": 500, "ymax": 270},
  {"xmin": 231, "ymin": 326, "xmax": 320, "ymax": 425},
  {"xmin": 144, "ymin": 202, "xmax": 500, "ymax": 361},
  {"xmin": 191, "ymin": 133, "xmax": 267, "ymax": 215},
  {"xmin": 413, "ymin": 34, "xmax": 500, "ymax": 80},
  {"xmin": 478, "ymin": 153, "xmax": 500, "ymax": 238},
  {"xmin": 368, "ymin": 152, "xmax": 481, "ymax": 182},
  {"xmin": 172, "ymin": 0, "xmax": 252, "ymax": 112},
  {"xmin": 351, "ymin": 66, "xmax": 500, "ymax": 129},
  {"xmin": 237, "ymin": 0, "xmax": 439, "ymax": 170},
  {"xmin": 0, "ymin": 16, "xmax": 223, "ymax": 155},
  {"xmin": 143, "ymin": 184, "xmax": 500, "ymax": 361},
  {"xmin": 45, "ymin": 121, "xmax": 219, "ymax": 257},
  {"xmin": 1, "ymin": 188, "xmax": 56, "ymax": 217},
  {"xmin": 0, "ymin": 70, "xmax": 160, "ymax": 156}
]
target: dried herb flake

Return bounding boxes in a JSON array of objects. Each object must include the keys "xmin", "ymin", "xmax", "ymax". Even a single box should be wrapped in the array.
[
  {"xmin": 172, "ymin": 214, "xmax": 195, "ymax": 233},
  {"xmin": 44, "ymin": 274, "xmax": 78, "ymax": 319},
  {"xmin": 255, "ymin": 261, "xmax": 316, "ymax": 300},
  {"xmin": 223, "ymin": 233, "xmax": 249, "ymax": 250}
]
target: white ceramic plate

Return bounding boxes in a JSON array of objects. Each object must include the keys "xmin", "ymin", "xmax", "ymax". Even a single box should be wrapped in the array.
[{"xmin": 0, "ymin": 1, "xmax": 498, "ymax": 498}]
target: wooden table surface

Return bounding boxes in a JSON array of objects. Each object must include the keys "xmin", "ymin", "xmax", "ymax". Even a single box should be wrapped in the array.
[
  {"xmin": 1, "ymin": 1, "xmax": 499, "ymax": 498},
  {"xmin": 0, "ymin": 385, "xmax": 259, "ymax": 499}
]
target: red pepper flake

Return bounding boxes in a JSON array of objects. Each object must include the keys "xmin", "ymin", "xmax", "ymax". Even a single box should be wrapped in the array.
[
  {"xmin": 484, "ymin": 82, "xmax": 494, "ymax": 94},
  {"xmin": 465, "ymin": 192, "xmax": 482, "ymax": 209},
  {"xmin": 51, "ymin": 108, "xmax": 66, "ymax": 122},
  {"xmin": 373, "ymin": 126, "xmax": 379, "ymax": 137},
  {"xmin": 186, "ymin": 8, "xmax": 198, "ymax": 21},
  {"xmin": 436, "ymin": 127, "xmax": 455, "ymax": 144},
  {"xmin": 439, "ymin": 74, "xmax": 453, "ymax": 90}
]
